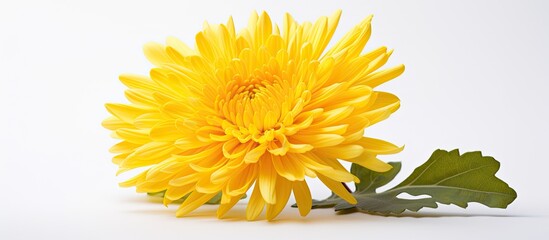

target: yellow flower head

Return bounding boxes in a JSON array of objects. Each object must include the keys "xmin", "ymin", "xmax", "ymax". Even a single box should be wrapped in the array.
[{"xmin": 103, "ymin": 10, "xmax": 404, "ymax": 220}]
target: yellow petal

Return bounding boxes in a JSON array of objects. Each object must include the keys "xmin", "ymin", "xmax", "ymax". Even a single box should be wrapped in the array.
[
  {"xmin": 348, "ymin": 152, "xmax": 394, "ymax": 172},
  {"xmin": 133, "ymin": 113, "xmax": 164, "ymax": 129},
  {"xmin": 356, "ymin": 137, "xmax": 404, "ymax": 155},
  {"xmin": 313, "ymin": 106, "xmax": 355, "ymax": 127},
  {"xmin": 174, "ymin": 138, "xmax": 212, "ymax": 151},
  {"xmin": 222, "ymin": 138, "xmax": 243, "ymax": 159},
  {"xmin": 256, "ymin": 11, "xmax": 273, "ymax": 46},
  {"xmin": 166, "ymin": 36, "xmax": 194, "ymax": 56},
  {"xmin": 161, "ymin": 101, "xmax": 194, "ymax": 119},
  {"xmin": 149, "ymin": 121, "xmax": 182, "ymax": 141},
  {"xmin": 195, "ymin": 177, "xmax": 224, "ymax": 194},
  {"xmin": 306, "ymin": 16, "xmax": 328, "ymax": 59},
  {"xmin": 124, "ymin": 142, "xmax": 174, "ymax": 163},
  {"xmin": 109, "ymin": 141, "xmax": 140, "ymax": 153},
  {"xmin": 118, "ymin": 74, "xmax": 160, "ymax": 91},
  {"xmin": 227, "ymin": 165, "xmax": 257, "ymax": 196},
  {"xmin": 120, "ymin": 142, "xmax": 175, "ymax": 169},
  {"xmin": 362, "ymin": 50, "xmax": 393, "ymax": 77},
  {"xmin": 246, "ymin": 183, "xmax": 265, "ymax": 221},
  {"xmin": 258, "ymin": 155, "xmax": 277, "ymax": 204},
  {"xmin": 290, "ymin": 134, "xmax": 345, "ymax": 148},
  {"xmin": 115, "ymin": 128, "xmax": 150, "ymax": 144},
  {"xmin": 271, "ymin": 155, "xmax": 305, "ymax": 181},
  {"xmin": 165, "ymin": 184, "xmax": 194, "ymax": 201},
  {"xmin": 360, "ymin": 64, "xmax": 405, "ymax": 88},
  {"xmin": 169, "ymin": 172, "xmax": 201, "ymax": 187},
  {"xmin": 195, "ymin": 32, "xmax": 215, "ymax": 61},
  {"xmin": 135, "ymin": 179, "xmax": 170, "ymax": 193},
  {"xmin": 363, "ymin": 92, "xmax": 400, "ymax": 125},
  {"xmin": 118, "ymin": 170, "xmax": 148, "ymax": 187},
  {"xmin": 143, "ymin": 42, "xmax": 172, "ymax": 66},
  {"xmin": 316, "ymin": 145, "xmax": 364, "ymax": 160},
  {"xmin": 105, "ymin": 103, "xmax": 150, "ymax": 124},
  {"xmin": 209, "ymin": 160, "xmax": 246, "ymax": 185},
  {"xmin": 342, "ymin": 116, "xmax": 370, "ymax": 137},
  {"xmin": 217, "ymin": 192, "xmax": 245, "ymax": 219},
  {"xmin": 125, "ymin": 89, "xmax": 157, "ymax": 107},
  {"xmin": 102, "ymin": 116, "xmax": 133, "ymax": 130},
  {"xmin": 293, "ymin": 180, "xmax": 312, "ymax": 216},
  {"xmin": 149, "ymin": 68, "xmax": 189, "ymax": 96},
  {"xmin": 176, "ymin": 192, "xmax": 218, "ymax": 217},
  {"xmin": 324, "ymin": 15, "xmax": 372, "ymax": 58},
  {"xmin": 112, "ymin": 152, "xmax": 130, "ymax": 165},
  {"xmin": 318, "ymin": 174, "xmax": 357, "ymax": 205},
  {"xmin": 287, "ymin": 143, "xmax": 314, "ymax": 153},
  {"xmin": 299, "ymin": 153, "xmax": 357, "ymax": 182},
  {"xmin": 243, "ymin": 143, "xmax": 268, "ymax": 163},
  {"xmin": 266, "ymin": 176, "xmax": 292, "ymax": 220},
  {"xmin": 290, "ymin": 153, "xmax": 331, "ymax": 171}
]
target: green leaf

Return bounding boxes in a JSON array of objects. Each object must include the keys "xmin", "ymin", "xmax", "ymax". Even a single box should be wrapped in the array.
[
  {"xmin": 309, "ymin": 193, "xmax": 341, "ymax": 209},
  {"xmin": 352, "ymin": 162, "xmax": 401, "ymax": 193},
  {"xmin": 299, "ymin": 149, "xmax": 517, "ymax": 215}
]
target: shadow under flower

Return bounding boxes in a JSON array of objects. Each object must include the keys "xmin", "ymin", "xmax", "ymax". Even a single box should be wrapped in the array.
[{"xmin": 120, "ymin": 195, "xmax": 532, "ymax": 221}]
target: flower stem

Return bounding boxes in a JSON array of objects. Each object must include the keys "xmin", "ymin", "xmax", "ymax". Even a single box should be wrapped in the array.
[{"xmin": 341, "ymin": 182, "xmax": 352, "ymax": 193}]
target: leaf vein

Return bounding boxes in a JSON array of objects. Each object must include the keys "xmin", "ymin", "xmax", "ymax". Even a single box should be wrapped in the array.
[
  {"xmin": 433, "ymin": 164, "xmax": 492, "ymax": 185},
  {"xmin": 404, "ymin": 152, "xmax": 443, "ymax": 186},
  {"xmin": 391, "ymin": 185, "xmax": 514, "ymax": 197}
]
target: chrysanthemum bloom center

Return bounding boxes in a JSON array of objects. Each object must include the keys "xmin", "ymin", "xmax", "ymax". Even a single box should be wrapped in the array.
[
  {"xmin": 104, "ymin": 10, "xmax": 405, "ymax": 220},
  {"xmin": 226, "ymin": 74, "xmax": 269, "ymax": 99},
  {"xmin": 218, "ymin": 61, "xmax": 313, "ymax": 157}
]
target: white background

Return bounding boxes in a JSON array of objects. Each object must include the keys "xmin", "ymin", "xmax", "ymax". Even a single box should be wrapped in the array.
[{"xmin": 1, "ymin": 0, "xmax": 548, "ymax": 239}]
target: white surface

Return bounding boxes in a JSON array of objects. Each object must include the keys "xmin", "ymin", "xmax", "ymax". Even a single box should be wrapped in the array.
[{"xmin": 1, "ymin": 0, "xmax": 548, "ymax": 239}]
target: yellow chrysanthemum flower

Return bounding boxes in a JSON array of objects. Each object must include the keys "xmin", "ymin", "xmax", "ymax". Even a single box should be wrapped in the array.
[{"xmin": 103, "ymin": 10, "xmax": 404, "ymax": 220}]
